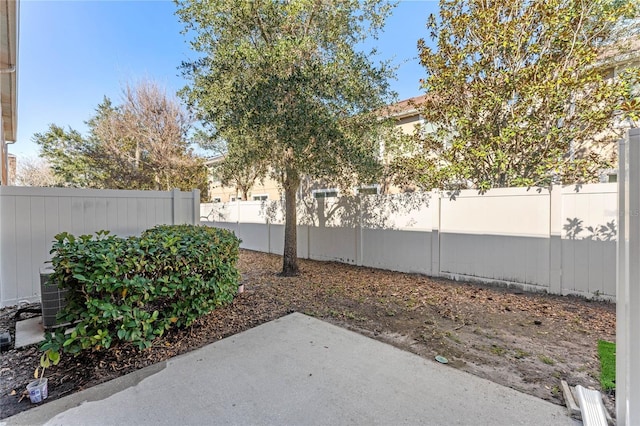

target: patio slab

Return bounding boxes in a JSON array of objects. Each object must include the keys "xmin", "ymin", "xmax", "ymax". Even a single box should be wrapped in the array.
[
  {"xmin": 14, "ymin": 316, "xmax": 45, "ymax": 349},
  {"xmin": 3, "ymin": 313, "xmax": 578, "ymax": 426}
]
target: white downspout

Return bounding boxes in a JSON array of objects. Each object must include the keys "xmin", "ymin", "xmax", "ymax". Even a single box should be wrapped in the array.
[{"xmin": 0, "ymin": 66, "xmax": 16, "ymax": 186}]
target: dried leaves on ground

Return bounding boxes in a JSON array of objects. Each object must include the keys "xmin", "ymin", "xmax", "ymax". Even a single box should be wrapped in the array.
[{"xmin": 0, "ymin": 250, "xmax": 615, "ymax": 419}]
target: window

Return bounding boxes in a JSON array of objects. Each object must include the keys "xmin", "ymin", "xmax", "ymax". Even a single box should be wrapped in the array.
[
  {"xmin": 252, "ymin": 194, "xmax": 268, "ymax": 201},
  {"xmin": 212, "ymin": 197, "xmax": 221, "ymax": 203},
  {"xmin": 312, "ymin": 189, "xmax": 338, "ymax": 199},
  {"xmin": 599, "ymin": 169, "xmax": 618, "ymax": 183},
  {"xmin": 230, "ymin": 196, "xmax": 242, "ymax": 202},
  {"xmin": 356, "ymin": 185, "xmax": 380, "ymax": 196}
]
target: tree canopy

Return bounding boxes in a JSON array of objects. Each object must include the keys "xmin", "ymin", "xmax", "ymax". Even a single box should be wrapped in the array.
[
  {"xmin": 393, "ymin": 0, "xmax": 640, "ymax": 191},
  {"xmin": 15, "ymin": 157, "xmax": 60, "ymax": 187},
  {"xmin": 34, "ymin": 80, "xmax": 208, "ymax": 194},
  {"xmin": 176, "ymin": 0, "xmax": 397, "ymax": 275},
  {"xmin": 34, "ymin": 124, "xmax": 99, "ymax": 188}
]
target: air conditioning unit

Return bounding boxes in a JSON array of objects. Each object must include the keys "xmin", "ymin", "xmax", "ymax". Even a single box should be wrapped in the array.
[{"xmin": 39, "ymin": 267, "xmax": 67, "ymax": 329}]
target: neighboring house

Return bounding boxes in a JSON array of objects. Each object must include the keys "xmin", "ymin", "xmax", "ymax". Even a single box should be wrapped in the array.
[
  {"xmin": 0, "ymin": 0, "xmax": 18, "ymax": 186},
  {"xmin": 593, "ymin": 34, "xmax": 640, "ymax": 183},
  {"xmin": 205, "ymin": 155, "xmax": 282, "ymax": 202},
  {"xmin": 382, "ymin": 94, "xmax": 428, "ymax": 136}
]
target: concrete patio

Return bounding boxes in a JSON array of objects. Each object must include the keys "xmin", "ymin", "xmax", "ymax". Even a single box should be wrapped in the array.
[{"xmin": 3, "ymin": 313, "xmax": 577, "ymax": 426}]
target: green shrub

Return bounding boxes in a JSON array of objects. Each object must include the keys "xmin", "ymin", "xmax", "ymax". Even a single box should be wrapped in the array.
[
  {"xmin": 41, "ymin": 225, "xmax": 240, "ymax": 358},
  {"xmin": 598, "ymin": 340, "xmax": 616, "ymax": 391}
]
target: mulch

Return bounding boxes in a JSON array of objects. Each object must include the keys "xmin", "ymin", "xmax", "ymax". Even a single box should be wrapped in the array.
[{"xmin": 0, "ymin": 249, "xmax": 616, "ymax": 420}]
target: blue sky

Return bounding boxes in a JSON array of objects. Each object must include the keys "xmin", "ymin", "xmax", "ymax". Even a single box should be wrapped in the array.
[{"xmin": 13, "ymin": 0, "xmax": 438, "ymax": 158}]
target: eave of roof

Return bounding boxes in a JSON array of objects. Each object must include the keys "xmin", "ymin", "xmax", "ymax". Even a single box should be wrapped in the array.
[
  {"xmin": 380, "ymin": 94, "xmax": 429, "ymax": 120},
  {"xmin": 0, "ymin": 0, "xmax": 17, "ymax": 142}
]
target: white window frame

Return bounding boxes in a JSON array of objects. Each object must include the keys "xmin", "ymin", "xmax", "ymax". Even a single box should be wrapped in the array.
[
  {"xmin": 312, "ymin": 188, "xmax": 339, "ymax": 199},
  {"xmin": 230, "ymin": 196, "xmax": 243, "ymax": 202},
  {"xmin": 355, "ymin": 184, "xmax": 380, "ymax": 196},
  {"xmin": 212, "ymin": 197, "xmax": 222, "ymax": 203},
  {"xmin": 599, "ymin": 168, "xmax": 618, "ymax": 183},
  {"xmin": 252, "ymin": 194, "xmax": 269, "ymax": 201}
]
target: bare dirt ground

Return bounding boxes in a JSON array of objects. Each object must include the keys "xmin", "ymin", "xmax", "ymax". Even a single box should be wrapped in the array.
[{"xmin": 0, "ymin": 249, "xmax": 615, "ymax": 420}]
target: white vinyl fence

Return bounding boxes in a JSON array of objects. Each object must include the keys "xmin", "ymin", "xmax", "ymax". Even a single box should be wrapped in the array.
[
  {"xmin": 202, "ymin": 183, "xmax": 617, "ymax": 300},
  {"xmin": 0, "ymin": 186, "xmax": 200, "ymax": 307}
]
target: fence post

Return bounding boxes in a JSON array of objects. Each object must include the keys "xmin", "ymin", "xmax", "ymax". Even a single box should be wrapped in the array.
[
  {"xmin": 192, "ymin": 189, "xmax": 200, "ymax": 225},
  {"xmin": 549, "ymin": 185, "xmax": 562, "ymax": 294},
  {"xmin": 431, "ymin": 190, "xmax": 441, "ymax": 276},
  {"xmin": 171, "ymin": 188, "xmax": 180, "ymax": 225},
  {"xmin": 617, "ymin": 128, "xmax": 640, "ymax": 425},
  {"xmin": 356, "ymin": 195, "xmax": 363, "ymax": 266}
]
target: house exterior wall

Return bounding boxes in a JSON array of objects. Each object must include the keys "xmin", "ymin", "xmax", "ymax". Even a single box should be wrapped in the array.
[
  {"xmin": 208, "ymin": 174, "xmax": 282, "ymax": 203},
  {"xmin": 395, "ymin": 115, "xmax": 422, "ymax": 135}
]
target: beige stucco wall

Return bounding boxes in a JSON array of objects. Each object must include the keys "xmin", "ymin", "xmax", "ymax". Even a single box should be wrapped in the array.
[
  {"xmin": 395, "ymin": 115, "xmax": 422, "ymax": 135},
  {"xmin": 208, "ymin": 174, "xmax": 282, "ymax": 202}
]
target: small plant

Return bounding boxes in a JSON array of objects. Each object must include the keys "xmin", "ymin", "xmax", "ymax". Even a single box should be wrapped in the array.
[
  {"xmin": 514, "ymin": 349, "xmax": 530, "ymax": 359},
  {"xmin": 38, "ymin": 332, "xmax": 62, "ymax": 379},
  {"xmin": 34, "ymin": 350, "xmax": 59, "ymax": 381},
  {"xmin": 539, "ymin": 355, "xmax": 556, "ymax": 365},
  {"xmin": 490, "ymin": 345, "xmax": 507, "ymax": 356}
]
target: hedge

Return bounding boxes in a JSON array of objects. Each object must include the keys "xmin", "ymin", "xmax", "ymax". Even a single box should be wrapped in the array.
[{"xmin": 41, "ymin": 225, "xmax": 241, "ymax": 358}]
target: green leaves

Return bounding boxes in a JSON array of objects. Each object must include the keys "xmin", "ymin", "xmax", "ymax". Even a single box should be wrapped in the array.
[
  {"xmin": 32, "ymin": 124, "xmax": 98, "ymax": 188},
  {"xmin": 398, "ymin": 0, "xmax": 639, "ymax": 190},
  {"xmin": 177, "ymin": 0, "xmax": 396, "ymax": 273},
  {"xmin": 41, "ymin": 225, "xmax": 241, "ymax": 356}
]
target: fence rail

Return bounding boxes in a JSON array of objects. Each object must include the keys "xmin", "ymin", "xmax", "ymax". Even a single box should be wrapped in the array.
[
  {"xmin": 202, "ymin": 183, "xmax": 617, "ymax": 300},
  {"xmin": 0, "ymin": 186, "xmax": 200, "ymax": 307}
]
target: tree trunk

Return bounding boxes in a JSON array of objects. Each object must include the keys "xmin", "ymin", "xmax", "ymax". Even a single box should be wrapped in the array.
[
  {"xmin": 282, "ymin": 168, "xmax": 300, "ymax": 276},
  {"xmin": 240, "ymin": 186, "xmax": 250, "ymax": 201}
]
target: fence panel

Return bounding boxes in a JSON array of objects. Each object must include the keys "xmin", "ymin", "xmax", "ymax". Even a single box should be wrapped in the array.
[
  {"xmin": 238, "ymin": 223, "xmax": 270, "ymax": 252},
  {"xmin": 202, "ymin": 184, "xmax": 618, "ymax": 300},
  {"xmin": 439, "ymin": 233, "xmax": 550, "ymax": 289},
  {"xmin": 0, "ymin": 187, "xmax": 199, "ymax": 307},
  {"xmin": 559, "ymin": 184, "xmax": 617, "ymax": 298},
  {"xmin": 309, "ymin": 226, "xmax": 357, "ymax": 264},
  {"xmin": 361, "ymin": 228, "xmax": 432, "ymax": 274}
]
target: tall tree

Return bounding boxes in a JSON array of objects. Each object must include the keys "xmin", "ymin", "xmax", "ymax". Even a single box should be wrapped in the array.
[
  {"xmin": 91, "ymin": 81, "xmax": 208, "ymax": 192},
  {"xmin": 394, "ymin": 0, "xmax": 639, "ymax": 191},
  {"xmin": 177, "ymin": 0, "xmax": 396, "ymax": 275},
  {"xmin": 35, "ymin": 81, "xmax": 208, "ymax": 194},
  {"xmin": 15, "ymin": 157, "xmax": 61, "ymax": 187}
]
